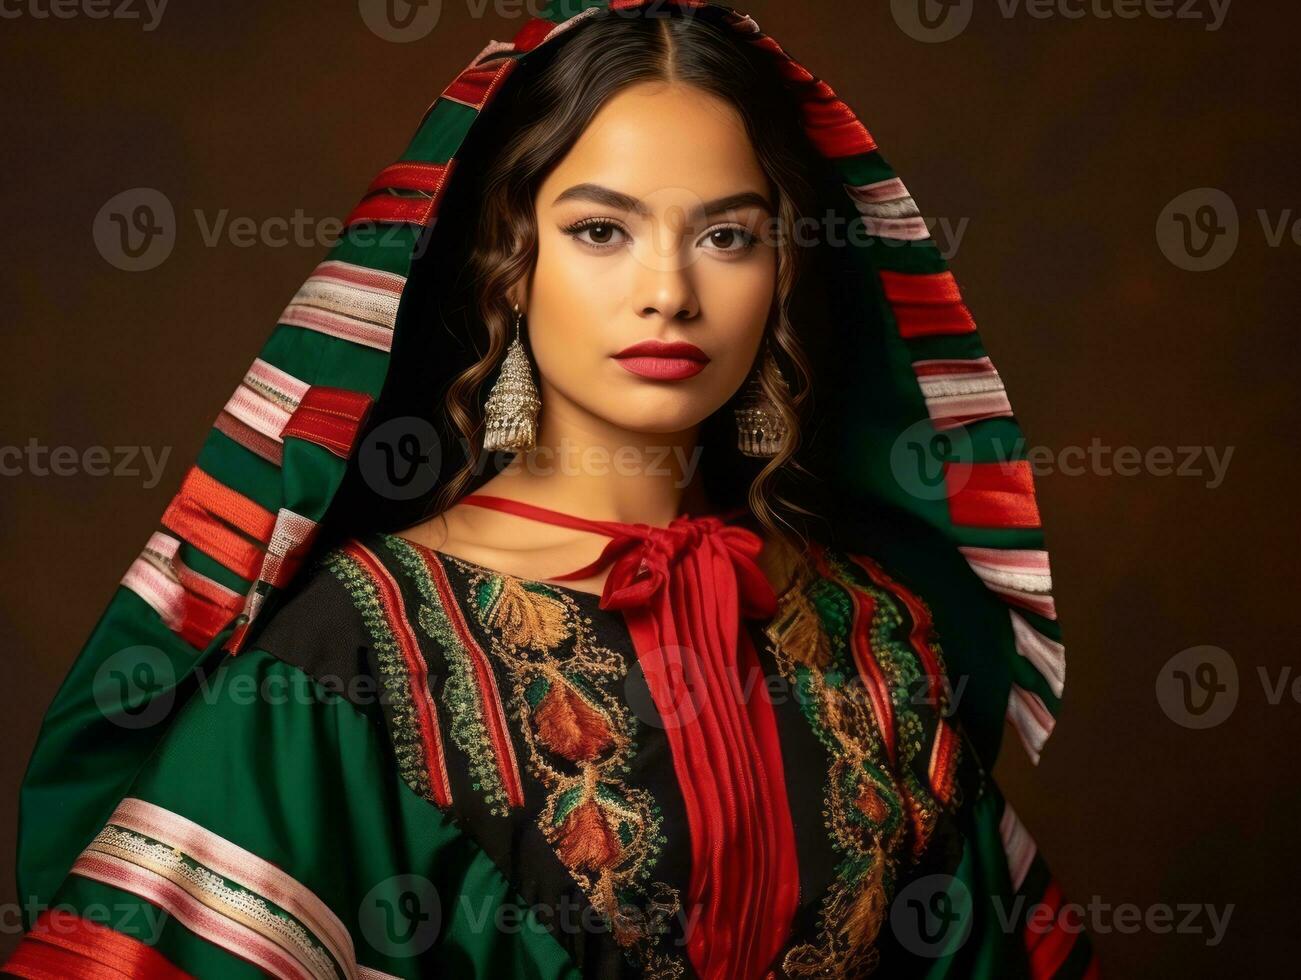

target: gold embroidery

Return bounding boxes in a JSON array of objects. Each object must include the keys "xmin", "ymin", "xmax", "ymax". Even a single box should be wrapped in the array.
[
  {"xmin": 456, "ymin": 563, "xmax": 686, "ymax": 979},
  {"xmin": 487, "ymin": 576, "xmax": 572, "ymax": 651},
  {"xmin": 767, "ymin": 548, "xmax": 957, "ymax": 979}
]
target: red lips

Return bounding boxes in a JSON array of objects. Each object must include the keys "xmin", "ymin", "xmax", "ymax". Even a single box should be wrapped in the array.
[{"xmin": 613, "ymin": 339, "xmax": 710, "ymax": 381}]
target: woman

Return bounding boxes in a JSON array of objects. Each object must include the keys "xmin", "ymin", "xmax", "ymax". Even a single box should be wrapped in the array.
[{"xmin": 7, "ymin": 2, "xmax": 1090, "ymax": 978}]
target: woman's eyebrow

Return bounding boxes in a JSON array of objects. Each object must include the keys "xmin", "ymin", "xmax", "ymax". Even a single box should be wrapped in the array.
[{"xmin": 553, "ymin": 183, "xmax": 773, "ymax": 219}]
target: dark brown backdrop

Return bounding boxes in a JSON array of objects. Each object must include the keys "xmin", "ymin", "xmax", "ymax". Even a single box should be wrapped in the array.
[{"xmin": 1, "ymin": 1, "xmax": 1297, "ymax": 975}]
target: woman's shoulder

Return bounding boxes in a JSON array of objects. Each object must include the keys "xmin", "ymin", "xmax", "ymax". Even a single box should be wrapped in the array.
[{"xmin": 247, "ymin": 530, "xmax": 438, "ymax": 689}]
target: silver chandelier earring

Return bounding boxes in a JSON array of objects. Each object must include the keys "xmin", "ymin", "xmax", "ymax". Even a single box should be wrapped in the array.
[
  {"xmin": 483, "ymin": 304, "xmax": 541, "ymax": 453},
  {"xmin": 734, "ymin": 352, "xmax": 791, "ymax": 458}
]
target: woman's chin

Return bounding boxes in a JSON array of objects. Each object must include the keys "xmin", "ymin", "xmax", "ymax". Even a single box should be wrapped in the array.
[{"xmin": 595, "ymin": 395, "xmax": 718, "ymax": 439}]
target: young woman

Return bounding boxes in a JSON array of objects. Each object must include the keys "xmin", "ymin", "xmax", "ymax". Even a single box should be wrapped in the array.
[{"xmin": 7, "ymin": 3, "xmax": 1090, "ymax": 978}]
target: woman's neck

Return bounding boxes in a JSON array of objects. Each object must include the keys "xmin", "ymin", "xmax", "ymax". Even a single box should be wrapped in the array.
[{"xmin": 474, "ymin": 395, "xmax": 706, "ymax": 527}]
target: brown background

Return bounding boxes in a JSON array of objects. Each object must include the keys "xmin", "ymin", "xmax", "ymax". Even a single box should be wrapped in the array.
[{"xmin": 1, "ymin": 1, "xmax": 1297, "ymax": 975}]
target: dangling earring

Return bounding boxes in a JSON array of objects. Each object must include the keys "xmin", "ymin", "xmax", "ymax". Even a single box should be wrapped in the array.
[
  {"xmin": 483, "ymin": 304, "xmax": 541, "ymax": 453},
  {"xmin": 734, "ymin": 352, "xmax": 791, "ymax": 458}
]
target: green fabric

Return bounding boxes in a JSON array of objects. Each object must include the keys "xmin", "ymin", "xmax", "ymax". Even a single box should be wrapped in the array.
[
  {"xmin": 31, "ymin": 647, "xmax": 583, "ymax": 978},
  {"xmin": 921, "ymin": 789, "xmax": 1028, "ymax": 979},
  {"xmin": 15, "ymin": 591, "xmax": 229, "ymax": 921}
]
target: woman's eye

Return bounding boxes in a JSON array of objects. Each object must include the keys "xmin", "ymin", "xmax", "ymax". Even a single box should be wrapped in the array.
[
  {"xmin": 702, "ymin": 225, "xmax": 757, "ymax": 254},
  {"xmin": 567, "ymin": 220, "xmax": 629, "ymax": 249}
]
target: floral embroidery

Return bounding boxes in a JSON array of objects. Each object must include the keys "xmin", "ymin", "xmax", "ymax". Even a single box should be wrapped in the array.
[
  {"xmin": 766, "ymin": 547, "xmax": 960, "ymax": 978},
  {"xmin": 326, "ymin": 538, "xmax": 684, "ymax": 976},
  {"xmin": 457, "ymin": 563, "xmax": 686, "ymax": 979}
]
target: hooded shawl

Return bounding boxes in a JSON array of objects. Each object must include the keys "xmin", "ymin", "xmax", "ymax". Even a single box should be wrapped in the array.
[{"xmin": 11, "ymin": 2, "xmax": 1081, "ymax": 977}]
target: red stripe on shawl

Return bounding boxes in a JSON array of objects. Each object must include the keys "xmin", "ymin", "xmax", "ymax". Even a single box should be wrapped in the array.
[
  {"xmin": 173, "ymin": 466, "xmax": 275, "ymax": 542},
  {"xmin": 1025, "ymin": 880, "xmax": 1084, "ymax": 978},
  {"xmin": 443, "ymin": 57, "xmax": 518, "ymax": 110},
  {"xmin": 343, "ymin": 542, "xmax": 454, "ymax": 808},
  {"xmin": 160, "ymin": 504, "xmax": 260, "ymax": 583},
  {"xmin": 880, "ymin": 271, "xmax": 978, "ymax": 338},
  {"xmin": 946, "ymin": 461, "xmax": 1043, "ymax": 529},
  {"xmin": 510, "ymin": 17, "xmax": 557, "ymax": 52},
  {"xmin": 344, "ymin": 194, "xmax": 438, "ymax": 229},
  {"xmin": 3, "ymin": 910, "xmax": 193, "ymax": 980},
  {"xmin": 799, "ymin": 82, "xmax": 877, "ymax": 158},
  {"xmin": 364, "ymin": 161, "xmax": 448, "ymax": 197},
  {"xmin": 281, "ymin": 387, "xmax": 374, "ymax": 459}
]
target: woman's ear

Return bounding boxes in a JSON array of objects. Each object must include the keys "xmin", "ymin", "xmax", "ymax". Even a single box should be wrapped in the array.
[{"xmin": 507, "ymin": 280, "xmax": 529, "ymax": 315}]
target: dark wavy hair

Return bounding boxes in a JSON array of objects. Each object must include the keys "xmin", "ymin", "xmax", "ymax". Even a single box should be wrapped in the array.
[{"xmin": 431, "ymin": 5, "xmax": 827, "ymax": 542}]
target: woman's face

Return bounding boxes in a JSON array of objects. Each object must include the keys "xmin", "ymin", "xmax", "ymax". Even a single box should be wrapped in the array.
[{"xmin": 516, "ymin": 81, "xmax": 778, "ymax": 440}]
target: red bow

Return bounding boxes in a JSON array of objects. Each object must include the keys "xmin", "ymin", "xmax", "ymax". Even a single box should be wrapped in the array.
[{"xmin": 557, "ymin": 513, "xmax": 778, "ymax": 619}]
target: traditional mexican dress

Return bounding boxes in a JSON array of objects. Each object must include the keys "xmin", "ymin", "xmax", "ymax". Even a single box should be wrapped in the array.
[{"xmin": 6, "ymin": 2, "xmax": 1092, "ymax": 978}]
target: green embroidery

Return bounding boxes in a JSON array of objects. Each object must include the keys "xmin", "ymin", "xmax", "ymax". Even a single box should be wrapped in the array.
[
  {"xmin": 387, "ymin": 537, "xmax": 512, "ymax": 817},
  {"xmin": 325, "ymin": 551, "xmax": 434, "ymax": 805}
]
